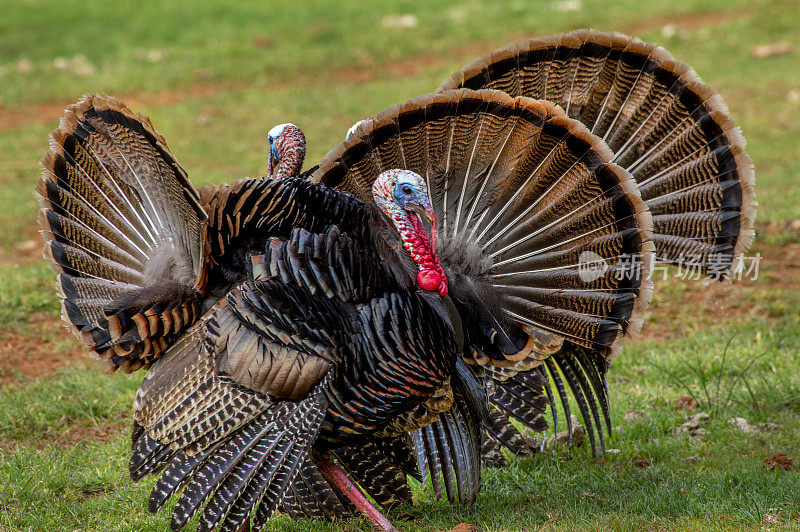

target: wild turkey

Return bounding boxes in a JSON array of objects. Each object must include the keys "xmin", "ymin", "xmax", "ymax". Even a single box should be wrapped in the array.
[
  {"xmin": 270, "ymin": 30, "xmax": 757, "ymax": 514},
  {"xmin": 38, "ymin": 85, "xmax": 653, "ymax": 530}
]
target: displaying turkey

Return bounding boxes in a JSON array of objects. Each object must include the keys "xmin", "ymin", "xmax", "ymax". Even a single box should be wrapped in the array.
[
  {"xmin": 266, "ymin": 30, "xmax": 756, "ymax": 514},
  {"xmin": 38, "ymin": 87, "xmax": 653, "ymax": 530}
]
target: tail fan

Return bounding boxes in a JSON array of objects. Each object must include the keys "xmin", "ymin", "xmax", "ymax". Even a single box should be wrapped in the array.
[
  {"xmin": 37, "ymin": 94, "xmax": 209, "ymax": 373},
  {"xmin": 439, "ymin": 29, "xmax": 755, "ymax": 280}
]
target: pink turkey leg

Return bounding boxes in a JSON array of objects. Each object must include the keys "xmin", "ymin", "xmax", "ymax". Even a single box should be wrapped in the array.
[{"xmin": 315, "ymin": 454, "xmax": 401, "ymax": 532}]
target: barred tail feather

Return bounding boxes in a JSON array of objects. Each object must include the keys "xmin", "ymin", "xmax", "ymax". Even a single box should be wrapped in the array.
[
  {"xmin": 439, "ymin": 29, "xmax": 755, "ymax": 281},
  {"xmin": 37, "ymin": 94, "xmax": 209, "ymax": 372},
  {"xmin": 277, "ymin": 436, "xmax": 419, "ymax": 521}
]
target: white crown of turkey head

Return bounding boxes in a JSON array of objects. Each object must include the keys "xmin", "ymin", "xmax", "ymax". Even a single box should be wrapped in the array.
[
  {"xmin": 266, "ymin": 122, "xmax": 305, "ymax": 179},
  {"xmin": 372, "ymin": 169, "xmax": 447, "ymax": 296}
]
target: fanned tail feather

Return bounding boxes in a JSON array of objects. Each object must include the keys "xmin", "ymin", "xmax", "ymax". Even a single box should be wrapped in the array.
[
  {"xmin": 37, "ymin": 94, "xmax": 209, "ymax": 373},
  {"xmin": 439, "ymin": 29, "xmax": 755, "ymax": 281},
  {"xmin": 429, "ymin": 30, "xmax": 756, "ymax": 459}
]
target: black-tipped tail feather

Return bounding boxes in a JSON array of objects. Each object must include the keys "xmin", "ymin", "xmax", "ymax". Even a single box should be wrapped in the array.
[{"xmin": 37, "ymin": 94, "xmax": 209, "ymax": 373}]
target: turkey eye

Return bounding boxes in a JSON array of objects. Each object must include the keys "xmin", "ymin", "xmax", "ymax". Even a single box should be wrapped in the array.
[{"xmin": 401, "ymin": 185, "xmax": 413, "ymax": 195}]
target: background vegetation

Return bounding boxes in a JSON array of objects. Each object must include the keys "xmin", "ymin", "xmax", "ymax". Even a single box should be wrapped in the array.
[{"xmin": 1, "ymin": 0, "xmax": 798, "ymax": 530}]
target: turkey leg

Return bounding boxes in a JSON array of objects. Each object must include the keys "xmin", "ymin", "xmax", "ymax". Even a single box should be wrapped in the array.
[{"xmin": 314, "ymin": 454, "xmax": 401, "ymax": 532}]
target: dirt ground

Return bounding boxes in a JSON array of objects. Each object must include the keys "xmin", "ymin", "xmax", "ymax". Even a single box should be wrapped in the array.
[{"xmin": 0, "ymin": 312, "xmax": 91, "ymax": 385}]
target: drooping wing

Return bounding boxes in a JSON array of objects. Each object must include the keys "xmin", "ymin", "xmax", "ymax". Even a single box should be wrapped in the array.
[{"xmin": 130, "ymin": 264, "xmax": 357, "ymax": 531}]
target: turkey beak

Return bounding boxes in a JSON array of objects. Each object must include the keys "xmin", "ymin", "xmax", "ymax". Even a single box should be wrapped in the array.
[{"xmin": 267, "ymin": 150, "xmax": 276, "ymax": 178}]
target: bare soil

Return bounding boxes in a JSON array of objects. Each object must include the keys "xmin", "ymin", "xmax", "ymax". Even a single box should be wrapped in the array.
[
  {"xmin": 0, "ymin": 312, "xmax": 91, "ymax": 385},
  {"xmin": 636, "ymin": 226, "xmax": 800, "ymax": 343}
]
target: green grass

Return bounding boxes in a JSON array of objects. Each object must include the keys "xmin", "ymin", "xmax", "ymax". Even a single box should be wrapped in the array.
[{"xmin": 1, "ymin": 0, "xmax": 799, "ymax": 530}]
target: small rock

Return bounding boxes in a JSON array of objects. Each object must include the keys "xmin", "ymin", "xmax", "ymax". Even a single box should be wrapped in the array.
[
  {"xmin": 523, "ymin": 434, "xmax": 542, "ymax": 451},
  {"xmin": 728, "ymin": 417, "xmax": 780, "ymax": 433},
  {"xmin": 72, "ymin": 54, "xmax": 95, "ymax": 76},
  {"xmin": 147, "ymin": 49, "xmax": 166, "ymax": 63},
  {"xmin": 381, "ymin": 14, "xmax": 418, "ymax": 29},
  {"xmin": 684, "ymin": 456, "xmax": 700, "ymax": 464},
  {"xmin": 728, "ymin": 417, "xmax": 756, "ymax": 432},
  {"xmin": 552, "ymin": 0, "xmax": 582, "ymax": 12},
  {"xmin": 752, "ymin": 42, "xmax": 793, "ymax": 58},
  {"xmin": 606, "ymin": 448, "xmax": 621, "ymax": 454},
  {"xmin": 675, "ymin": 412, "xmax": 709, "ymax": 437},
  {"xmin": 624, "ymin": 410, "xmax": 646, "ymax": 421},
  {"xmin": 633, "ymin": 457, "xmax": 651, "ymax": 468},
  {"xmin": 53, "ymin": 57, "xmax": 69, "ymax": 70},
  {"xmin": 548, "ymin": 416, "xmax": 585, "ymax": 448},
  {"xmin": 764, "ymin": 453, "xmax": 793, "ymax": 471},
  {"xmin": 673, "ymin": 396, "xmax": 698, "ymax": 411},
  {"xmin": 14, "ymin": 239, "xmax": 38, "ymax": 252},
  {"xmin": 661, "ymin": 24, "xmax": 677, "ymax": 38},
  {"xmin": 15, "ymin": 58, "xmax": 33, "ymax": 73}
]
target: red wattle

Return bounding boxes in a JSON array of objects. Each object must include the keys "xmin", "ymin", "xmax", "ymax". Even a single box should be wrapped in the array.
[{"xmin": 417, "ymin": 269, "xmax": 442, "ymax": 292}]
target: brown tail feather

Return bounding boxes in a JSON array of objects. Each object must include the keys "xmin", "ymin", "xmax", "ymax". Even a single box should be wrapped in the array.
[
  {"xmin": 37, "ymin": 94, "xmax": 209, "ymax": 372},
  {"xmin": 439, "ymin": 29, "xmax": 755, "ymax": 281}
]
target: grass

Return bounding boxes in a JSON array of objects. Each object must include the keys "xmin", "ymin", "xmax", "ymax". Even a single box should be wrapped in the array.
[{"xmin": 1, "ymin": 0, "xmax": 799, "ymax": 530}]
